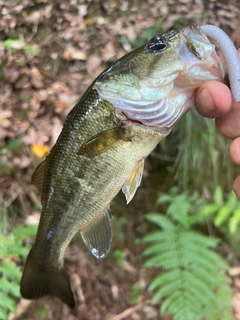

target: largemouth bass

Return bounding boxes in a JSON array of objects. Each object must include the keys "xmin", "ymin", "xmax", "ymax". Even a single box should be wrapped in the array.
[{"xmin": 20, "ymin": 22, "xmax": 225, "ymax": 308}]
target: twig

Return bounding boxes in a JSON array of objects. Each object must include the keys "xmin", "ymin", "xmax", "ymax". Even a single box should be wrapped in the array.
[{"xmin": 109, "ymin": 299, "xmax": 151, "ymax": 320}]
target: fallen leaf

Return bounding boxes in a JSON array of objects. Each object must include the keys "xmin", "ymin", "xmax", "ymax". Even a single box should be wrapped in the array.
[
  {"xmin": 62, "ymin": 45, "xmax": 87, "ymax": 60},
  {"xmin": 234, "ymin": 278, "xmax": 240, "ymax": 289},
  {"xmin": 31, "ymin": 67, "xmax": 44, "ymax": 89},
  {"xmin": 31, "ymin": 143, "xmax": 50, "ymax": 158},
  {"xmin": 102, "ymin": 40, "xmax": 116, "ymax": 61},
  {"xmin": 229, "ymin": 267, "xmax": 240, "ymax": 277},
  {"xmin": 86, "ymin": 54, "xmax": 103, "ymax": 76},
  {"xmin": 25, "ymin": 212, "xmax": 40, "ymax": 225},
  {"xmin": 0, "ymin": 110, "xmax": 13, "ymax": 128},
  {"xmin": 19, "ymin": 156, "xmax": 32, "ymax": 169}
]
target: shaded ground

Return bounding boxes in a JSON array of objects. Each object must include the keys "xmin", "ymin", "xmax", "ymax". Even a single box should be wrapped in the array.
[{"xmin": 1, "ymin": 0, "xmax": 240, "ymax": 319}]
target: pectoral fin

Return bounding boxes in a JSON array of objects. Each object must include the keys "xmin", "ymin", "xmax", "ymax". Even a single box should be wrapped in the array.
[
  {"xmin": 31, "ymin": 159, "xmax": 47, "ymax": 193},
  {"xmin": 122, "ymin": 158, "xmax": 145, "ymax": 204},
  {"xmin": 78, "ymin": 126, "xmax": 131, "ymax": 158},
  {"xmin": 81, "ymin": 209, "xmax": 112, "ymax": 259}
]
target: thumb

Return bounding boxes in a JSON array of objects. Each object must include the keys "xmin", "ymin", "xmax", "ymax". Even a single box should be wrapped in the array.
[{"xmin": 195, "ymin": 81, "xmax": 232, "ymax": 118}]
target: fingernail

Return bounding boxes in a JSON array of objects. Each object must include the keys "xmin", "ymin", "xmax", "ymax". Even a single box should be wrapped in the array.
[{"xmin": 199, "ymin": 89, "xmax": 216, "ymax": 111}]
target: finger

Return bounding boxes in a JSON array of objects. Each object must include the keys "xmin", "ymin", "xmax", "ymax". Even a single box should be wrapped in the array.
[
  {"xmin": 215, "ymin": 49, "xmax": 240, "ymax": 139},
  {"xmin": 195, "ymin": 81, "xmax": 232, "ymax": 118},
  {"xmin": 215, "ymin": 101, "xmax": 240, "ymax": 139},
  {"xmin": 233, "ymin": 175, "xmax": 240, "ymax": 199},
  {"xmin": 229, "ymin": 137, "xmax": 240, "ymax": 165}
]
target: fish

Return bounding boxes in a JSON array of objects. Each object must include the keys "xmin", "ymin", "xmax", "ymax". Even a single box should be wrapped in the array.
[{"xmin": 20, "ymin": 22, "xmax": 225, "ymax": 308}]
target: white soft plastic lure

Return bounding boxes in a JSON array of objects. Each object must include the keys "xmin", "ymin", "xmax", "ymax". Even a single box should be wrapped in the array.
[{"xmin": 201, "ymin": 24, "xmax": 240, "ymax": 102}]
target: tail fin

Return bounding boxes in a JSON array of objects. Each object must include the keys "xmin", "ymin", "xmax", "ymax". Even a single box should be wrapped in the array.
[{"xmin": 20, "ymin": 248, "xmax": 75, "ymax": 308}]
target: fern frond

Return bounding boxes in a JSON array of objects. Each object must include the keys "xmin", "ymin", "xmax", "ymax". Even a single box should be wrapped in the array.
[
  {"xmin": 0, "ymin": 224, "xmax": 37, "ymax": 320},
  {"xmin": 149, "ymin": 269, "xmax": 182, "ymax": 294},
  {"xmin": 202, "ymin": 277, "xmax": 233, "ymax": 320},
  {"xmin": 180, "ymin": 231, "xmax": 219, "ymax": 247},
  {"xmin": 143, "ymin": 212, "xmax": 233, "ymax": 320},
  {"xmin": 0, "ymin": 291, "xmax": 16, "ymax": 312},
  {"xmin": 144, "ymin": 253, "xmax": 179, "ymax": 269},
  {"xmin": 160, "ymin": 289, "xmax": 199, "ymax": 316},
  {"xmin": 145, "ymin": 213, "xmax": 176, "ymax": 230},
  {"xmin": 149, "ymin": 276, "xmax": 182, "ymax": 299},
  {"xmin": 0, "ymin": 309, "xmax": 8, "ymax": 320},
  {"xmin": 1, "ymin": 260, "xmax": 22, "ymax": 282},
  {"xmin": 142, "ymin": 230, "xmax": 174, "ymax": 243}
]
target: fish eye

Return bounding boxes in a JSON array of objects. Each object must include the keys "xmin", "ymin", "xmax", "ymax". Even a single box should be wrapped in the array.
[{"xmin": 146, "ymin": 36, "xmax": 168, "ymax": 53}]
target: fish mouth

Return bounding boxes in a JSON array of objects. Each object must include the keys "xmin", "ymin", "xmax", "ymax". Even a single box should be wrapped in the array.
[
  {"xmin": 178, "ymin": 24, "xmax": 226, "ymax": 85},
  {"xmin": 208, "ymin": 64, "xmax": 226, "ymax": 81},
  {"xmin": 191, "ymin": 53, "xmax": 225, "ymax": 81},
  {"xmin": 187, "ymin": 64, "xmax": 225, "ymax": 84}
]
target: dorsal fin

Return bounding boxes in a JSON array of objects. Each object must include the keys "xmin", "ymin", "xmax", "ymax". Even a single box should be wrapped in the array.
[
  {"xmin": 122, "ymin": 158, "xmax": 145, "ymax": 204},
  {"xmin": 81, "ymin": 209, "xmax": 112, "ymax": 259},
  {"xmin": 31, "ymin": 159, "xmax": 47, "ymax": 193}
]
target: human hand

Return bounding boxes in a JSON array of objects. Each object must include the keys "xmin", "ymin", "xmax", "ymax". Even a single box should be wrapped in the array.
[{"xmin": 195, "ymin": 54, "xmax": 240, "ymax": 198}]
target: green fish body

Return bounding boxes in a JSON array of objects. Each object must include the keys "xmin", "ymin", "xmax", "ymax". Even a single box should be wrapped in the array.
[{"xmin": 20, "ymin": 22, "xmax": 225, "ymax": 308}]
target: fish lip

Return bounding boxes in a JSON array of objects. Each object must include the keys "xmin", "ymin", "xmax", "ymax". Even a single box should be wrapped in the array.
[
  {"xmin": 186, "ymin": 58, "xmax": 226, "ymax": 83},
  {"xmin": 209, "ymin": 64, "xmax": 226, "ymax": 81}
]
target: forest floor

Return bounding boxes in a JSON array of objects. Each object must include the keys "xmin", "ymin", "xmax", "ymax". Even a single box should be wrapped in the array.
[{"xmin": 1, "ymin": 0, "xmax": 240, "ymax": 319}]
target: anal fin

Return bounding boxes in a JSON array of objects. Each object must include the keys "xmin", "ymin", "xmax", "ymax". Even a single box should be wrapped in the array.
[
  {"xmin": 81, "ymin": 210, "xmax": 112, "ymax": 259},
  {"xmin": 122, "ymin": 158, "xmax": 145, "ymax": 204}
]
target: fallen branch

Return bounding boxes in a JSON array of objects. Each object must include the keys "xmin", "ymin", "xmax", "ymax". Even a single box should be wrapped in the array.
[{"xmin": 109, "ymin": 299, "xmax": 152, "ymax": 320}]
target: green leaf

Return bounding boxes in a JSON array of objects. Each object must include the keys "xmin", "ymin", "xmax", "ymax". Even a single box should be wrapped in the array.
[
  {"xmin": 0, "ymin": 260, "xmax": 22, "ymax": 281},
  {"xmin": 157, "ymin": 193, "xmax": 172, "ymax": 204},
  {"xmin": 0, "ymin": 38, "xmax": 24, "ymax": 48},
  {"xmin": 180, "ymin": 231, "xmax": 219, "ymax": 248},
  {"xmin": 145, "ymin": 213, "xmax": 175, "ymax": 230},
  {"xmin": 0, "ymin": 224, "xmax": 37, "ymax": 319},
  {"xmin": 0, "ymin": 308, "xmax": 8, "ymax": 320},
  {"xmin": 0, "ymin": 292, "xmax": 16, "ymax": 312},
  {"xmin": 7, "ymin": 138, "xmax": 22, "ymax": 150},
  {"xmin": 229, "ymin": 207, "xmax": 240, "ymax": 234},
  {"xmin": 149, "ymin": 272, "xmax": 181, "ymax": 293},
  {"xmin": 0, "ymin": 38, "xmax": 39, "ymax": 56},
  {"xmin": 200, "ymin": 203, "xmax": 219, "ymax": 216},
  {"xmin": 142, "ymin": 230, "xmax": 173, "ymax": 243},
  {"xmin": 214, "ymin": 193, "xmax": 237, "ymax": 227},
  {"xmin": 142, "ymin": 242, "xmax": 176, "ymax": 256},
  {"xmin": 213, "ymin": 186, "xmax": 223, "ymax": 206}
]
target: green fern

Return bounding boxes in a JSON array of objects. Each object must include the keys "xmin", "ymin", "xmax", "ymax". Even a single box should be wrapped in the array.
[
  {"xmin": 142, "ymin": 190, "xmax": 233, "ymax": 320},
  {"xmin": 0, "ymin": 224, "xmax": 37, "ymax": 320}
]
